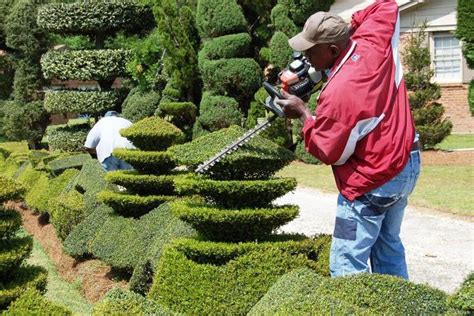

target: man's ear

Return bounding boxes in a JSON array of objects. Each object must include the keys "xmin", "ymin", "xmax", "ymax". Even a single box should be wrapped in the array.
[{"xmin": 329, "ymin": 44, "xmax": 340, "ymax": 57}]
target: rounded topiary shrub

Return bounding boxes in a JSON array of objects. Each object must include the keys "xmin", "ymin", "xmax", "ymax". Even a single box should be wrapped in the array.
[
  {"xmin": 0, "ymin": 237, "xmax": 33, "ymax": 277},
  {"xmin": 105, "ymin": 171, "xmax": 177, "ymax": 195},
  {"xmin": 0, "ymin": 175, "xmax": 25, "ymax": 202},
  {"xmin": 269, "ymin": 31, "xmax": 293, "ymax": 70},
  {"xmin": 0, "ymin": 208, "xmax": 22, "ymax": 239},
  {"xmin": 270, "ymin": 4, "xmax": 298, "ymax": 37},
  {"xmin": 3, "ymin": 288, "xmax": 71, "ymax": 316},
  {"xmin": 44, "ymin": 90, "xmax": 119, "ymax": 114},
  {"xmin": 278, "ymin": 0, "xmax": 333, "ymax": 26},
  {"xmin": 121, "ymin": 89, "xmax": 161, "ymax": 123},
  {"xmin": 120, "ymin": 117, "xmax": 184, "ymax": 151},
  {"xmin": 47, "ymin": 123, "xmax": 90, "ymax": 152},
  {"xmin": 448, "ymin": 272, "xmax": 473, "ymax": 312},
  {"xmin": 198, "ymin": 33, "xmax": 252, "ymax": 66},
  {"xmin": 197, "ymin": 93, "xmax": 241, "ymax": 132},
  {"xmin": 112, "ymin": 149, "xmax": 176, "ymax": 174},
  {"xmin": 0, "ymin": 266, "xmax": 47, "ymax": 309},
  {"xmin": 196, "ymin": 0, "xmax": 247, "ymax": 39}
]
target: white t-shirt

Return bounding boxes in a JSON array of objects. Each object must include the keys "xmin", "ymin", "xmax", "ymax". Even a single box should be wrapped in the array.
[{"xmin": 84, "ymin": 117, "xmax": 136, "ymax": 163}]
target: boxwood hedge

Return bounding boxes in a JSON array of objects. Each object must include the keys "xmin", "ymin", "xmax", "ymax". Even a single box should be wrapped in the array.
[
  {"xmin": 448, "ymin": 272, "xmax": 473, "ymax": 312},
  {"xmin": 75, "ymin": 159, "xmax": 112, "ymax": 194},
  {"xmin": 156, "ymin": 102, "xmax": 197, "ymax": 119},
  {"xmin": 120, "ymin": 117, "xmax": 184, "ymax": 151},
  {"xmin": 196, "ymin": 0, "xmax": 247, "ymax": 39},
  {"xmin": 24, "ymin": 172, "xmax": 50, "ymax": 214},
  {"xmin": 121, "ymin": 89, "xmax": 161, "ymax": 123},
  {"xmin": 37, "ymin": 1, "xmax": 154, "ymax": 35},
  {"xmin": 0, "ymin": 175, "xmax": 25, "ymax": 202},
  {"xmin": 3, "ymin": 288, "xmax": 71, "ymax": 316},
  {"xmin": 41, "ymin": 49, "xmax": 131, "ymax": 81},
  {"xmin": 197, "ymin": 92, "xmax": 241, "ymax": 132},
  {"xmin": 105, "ymin": 171, "xmax": 177, "ymax": 195},
  {"xmin": 0, "ymin": 208, "xmax": 22, "ymax": 239},
  {"xmin": 270, "ymin": 4, "xmax": 298, "ymax": 37},
  {"xmin": 170, "ymin": 199, "xmax": 298, "ymax": 242},
  {"xmin": 96, "ymin": 191, "xmax": 176, "ymax": 218},
  {"xmin": 49, "ymin": 189, "xmax": 86, "ymax": 240},
  {"xmin": 198, "ymin": 33, "xmax": 251, "ymax": 66},
  {"xmin": 47, "ymin": 153, "xmax": 91, "ymax": 175},
  {"xmin": 47, "ymin": 124, "xmax": 90, "ymax": 153},
  {"xmin": 0, "ymin": 266, "xmax": 47, "ymax": 309},
  {"xmin": 0, "ymin": 237, "xmax": 33, "ymax": 277},
  {"xmin": 44, "ymin": 90, "xmax": 119, "ymax": 114},
  {"xmin": 168, "ymin": 125, "xmax": 295, "ymax": 180},
  {"xmin": 250, "ymin": 268, "xmax": 448, "ymax": 315},
  {"xmin": 174, "ymin": 175, "xmax": 297, "ymax": 208},
  {"xmin": 112, "ymin": 149, "xmax": 176, "ymax": 174}
]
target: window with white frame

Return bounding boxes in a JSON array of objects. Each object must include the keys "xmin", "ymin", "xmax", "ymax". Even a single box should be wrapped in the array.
[{"xmin": 432, "ymin": 33, "xmax": 462, "ymax": 82}]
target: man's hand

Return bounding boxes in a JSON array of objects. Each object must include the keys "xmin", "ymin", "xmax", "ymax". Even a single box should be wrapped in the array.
[{"xmin": 275, "ymin": 90, "xmax": 313, "ymax": 122}]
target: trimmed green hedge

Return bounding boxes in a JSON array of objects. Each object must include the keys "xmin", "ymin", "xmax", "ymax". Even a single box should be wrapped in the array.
[
  {"xmin": 97, "ymin": 191, "xmax": 176, "ymax": 218},
  {"xmin": 169, "ymin": 125, "xmax": 295, "ymax": 180},
  {"xmin": 148, "ymin": 236, "xmax": 330, "ymax": 315},
  {"xmin": 24, "ymin": 172, "xmax": 50, "ymax": 214},
  {"xmin": 278, "ymin": 0, "xmax": 334, "ymax": 26},
  {"xmin": 0, "ymin": 175, "xmax": 24, "ymax": 202},
  {"xmin": 175, "ymin": 175, "xmax": 297, "ymax": 208},
  {"xmin": 49, "ymin": 189, "xmax": 86, "ymax": 240},
  {"xmin": 112, "ymin": 149, "xmax": 176, "ymax": 174},
  {"xmin": 0, "ymin": 237, "xmax": 33, "ymax": 276},
  {"xmin": 270, "ymin": 4, "xmax": 298, "ymax": 37},
  {"xmin": 170, "ymin": 200, "xmax": 298, "ymax": 241},
  {"xmin": 120, "ymin": 117, "xmax": 184, "ymax": 151},
  {"xmin": 0, "ymin": 266, "xmax": 47, "ymax": 309},
  {"xmin": 197, "ymin": 92, "xmax": 241, "ymax": 132},
  {"xmin": 105, "ymin": 171, "xmax": 176, "ymax": 195},
  {"xmin": 47, "ymin": 153, "xmax": 91, "ymax": 175},
  {"xmin": 41, "ymin": 49, "xmax": 131, "ymax": 81},
  {"xmin": 37, "ymin": 1, "xmax": 154, "ymax": 35},
  {"xmin": 93, "ymin": 288, "xmax": 172, "ymax": 316},
  {"xmin": 157, "ymin": 102, "xmax": 197, "ymax": 119},
  {"xmin": 269, "ymin": 31, "xmax": 293, "ymax": 70},
  {"xmin": 44, "ymin": 90, "xmax": 119, "ymax": 114},
  {"xmin": 122, "ymin": 89, "xmax": 161, "ymax": 123},
  {"xmin": 0, "ymin": 208, "xmax": 22, "ymax": 239},
  {"xmin": 75, "ymin": 159, "xmax": 112, "ymax": 194},
  {"xmin": 196, "ymin": 0, "xmax": 247, "ymax": 39},
  {"xmin": 3, "ymin": 288, "xmax": 71, "ymax": 315},
  {"xmin": 200, "ymin": 58, "xmax": 262, "ymax": 99},
  {"xmin": 250, "ymin": 268, "xmax": 448, "ymax": 315},
  {"xmin": 448, "ymin": 272, "xmax": 473, "ymax": 312},
  {"xmin": 198, "ymin": 33, "xmax": 251, "ymax": 66},
  {"xmin": 47, "ymin": 124, "xmax": 90, "ymax": 153}
]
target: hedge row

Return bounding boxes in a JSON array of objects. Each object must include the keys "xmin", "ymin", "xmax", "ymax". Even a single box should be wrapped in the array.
[
  {"xmin": 169, "ymin": 125, "xmax": 295, "ymax": 180},
  {"xmin": 47, "ymin": 153, "xmax": 91, "ymax": 175},
  {"xmin": 44, "ymin": 90, "xmax": 119, "ymax": 114},
  {"xmin": 37, "ymin": 1, "xmax": 154, "ymax": 35},
  {"xmin": 120, "ymin": 117, "xmax": 184, "ymax": 151},
  {"xmin": 112, "ymin": 149, "xmax": 176, "ymax": 174},
  {"xmin": 0, "ymin": 175, "xmax": 25, "ymax": 202},
  {"xmin": 41, "ymin": 49, "xmax": 131, "ymax": 81},
  {"xmin": 170, "ymin": 200, "xmax": 298, "ymax": 242},
  {"xmin": 250, "ymin": 268, "xmax": 448, "ymax": 315},
  {"xmin": 3, "ymin": 288, "xmax": 71, "ymax": 316},
  {"xmin": 105, "ymin": 171, "xmax": 176, "ymax": 195},
  {"xmin": 174, "ymin": 175, "xmax": 297, "ymax": 208},
  {"xmin": 49, "ymin": 189, "xmax": 86, "ymax": 240},
  {"xmin": 0, "ymin": 266, "xmax": 47, "ymax": 309},
  {"xmin": 47, "ymin": 124, "xmax": 90, "ymax": 153}
]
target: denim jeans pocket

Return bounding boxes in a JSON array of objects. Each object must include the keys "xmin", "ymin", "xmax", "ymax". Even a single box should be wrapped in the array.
[{"xmin": 357, "ymin": 193, "xmax": 401, "ymax": 215}]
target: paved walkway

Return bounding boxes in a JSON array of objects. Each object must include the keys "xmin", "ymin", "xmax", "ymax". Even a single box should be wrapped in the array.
[{"xmin": 276, "ymin": 186, "xmax": 474, "ymax": 294}]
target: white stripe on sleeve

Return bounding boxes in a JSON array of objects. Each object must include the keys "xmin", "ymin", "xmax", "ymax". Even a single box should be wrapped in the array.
[{"xmin": 391, "ymin": 13, "xmax": 403, "ymax": 88}]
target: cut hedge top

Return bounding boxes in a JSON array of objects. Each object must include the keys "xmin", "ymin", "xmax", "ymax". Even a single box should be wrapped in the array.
[
  {"xmin": 120, "ymin": 117, "xmax": 184, "ymax": 151},
  {"xmin": 0, "ymin": 176, "xmax": 25, "ymax": 203},
  {"xmin": 168, "ymin": 125, "xmax": 295, "ymax": 180}
]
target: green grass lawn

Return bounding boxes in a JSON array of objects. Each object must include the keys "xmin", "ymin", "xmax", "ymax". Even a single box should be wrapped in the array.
[
  {"xmin": 278, "ymin": 162, "xmax": 473, "ymax": 217},
  {"xmin": 27, "ymin": 237, "xmax": 93, "ymax": 315},
  {"xmin": 435, "ymin": 134, "xmax": 474, "ymax": 150}
]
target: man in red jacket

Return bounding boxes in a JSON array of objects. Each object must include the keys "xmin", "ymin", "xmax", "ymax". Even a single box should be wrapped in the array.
[{"xmin": 276, "ymin": 0, "xmax": 421, "ymax": 279}]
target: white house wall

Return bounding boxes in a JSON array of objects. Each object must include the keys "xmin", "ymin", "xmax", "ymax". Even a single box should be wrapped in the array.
[{"xmin": 399, "ymin": 0, "xmax": 457, "ymax": 32}]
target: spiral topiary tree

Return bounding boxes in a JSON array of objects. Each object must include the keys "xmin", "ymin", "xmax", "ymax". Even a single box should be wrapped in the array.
[
  {"xmin": 0, "ymin": 175, "xmax": 47, "ymax": 309},
  {"xmin": 147, "ymin": 126, "xmax": 332, "ymax": 314},
  {"xmin": 37, "ymin": 0, "xmax": 154, "ymax": 152}
]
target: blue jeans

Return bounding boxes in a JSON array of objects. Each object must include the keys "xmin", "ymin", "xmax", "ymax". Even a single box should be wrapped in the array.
[
  {"xmin": 101, "ymin": 155, "xmax": 133, "ymax": 172},
  {"xmin": 330, "ymin": 150, "xmax": 421, "ymax": 279}
]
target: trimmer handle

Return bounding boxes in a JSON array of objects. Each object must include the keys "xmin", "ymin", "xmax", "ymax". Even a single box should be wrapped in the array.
[
  {"xmin": 263, "ymin": 81, "xmax": 284, "ymax": 99},
  {"xmin": 262, "ymin": 81, "xmax": 285, "ymax": 118}
]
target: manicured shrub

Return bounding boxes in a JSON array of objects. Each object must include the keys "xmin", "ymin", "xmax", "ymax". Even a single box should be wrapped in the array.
[
  {"xmin": 121, "ymin": 88, "xmax": 161, "ymax": 123},
  {"xmin": 174, "ymin": 175, "xmax": 297, "ymax": 208},
  {"xmin": 0, "ymin": 266, "xmax": 47, "ymax": 309},
  {"xmin": 105, "ymin": 171, "xmax": 176, "ymax": 195},
  {"xmin": 3, "ymin": 288, "xmax": 71, "ymax": 315},
  {"xmin": 47, "ymin": 153, "xmax": 91, "ymax": 175},
  {"xmin": 47, "ymin": 123, "xmax": 90, "ymax": 152},
  {"xmin": 37, "ymin": 1, "xmax": 154, "ymax": 35},
  {"xmin": 197, "ymin": 93, "xmax": 242, "ymax": 132},
  {"xmin": 200, "ymin": 58, "xmax": 262, "ymax": 99},
  {"xmin": 41, "ymin": 49, "xmax": 131, "ymax": 81},
  {"xmin": 49, "ymin": 189, "xmax": 86, "ymax": 240},
  {"xmin": 156, "ymin": 102, "xmax": 197, "ymax": 120},
  {"xmin": 170, "ymin": 199, "xmax": 298, "ymax": 241},
  {"xmin": 96, "ymin": 191, "xmax": 176, "ymax": 218},
  {"xmin": 0, "ymin": 237, "xmax": 33, "ymax": 276},
  {"xmin": 448, "ymin": 272, "xmax": 473, "ymax": 312},
  {"xmin": 269, "ymin": 31, "xmax": 293, "ymax": 69},
  {"xmin": 92, "ymin": 288, "xmax": 172, "ymax": 316},
  {"xmin": 278, "ymin": 0, "xmax": 334, "ymax": 26},
  {"xmin": 168, "ymin": 125, "xmax": 295, "ymax": 180},
  {"xmin": 196, "ymin": 0, "xmax": 247, "ymax": 39},
  {"xmin": 120, "ymin": 117, "xmax": 184, "ymax": 151},
  {"xmin": 75, "ymin": 159, "xmax": 111, "ymax": 194},
  {"xmin": 0, "ymin": 175, "xmax": 25, "ymax": 201},
  {"xmin": 270, "ymin": 4, "xmax": 298, "ymax": 37},
  {"xmin": 24, "ymin": 172, "xmax": 49, "ymax": 213},
  {"xmin": 0, "ymin": 208, "xmax": 22, "ymax": 239},
  {"xmin": 44, "ymin": 90, "xmax": 120, "ymax": 114},
  {"xmin": 112, "ymin": 149, "xmax": 176, "ymax": 174},
  {"xmin": 198, "ymin": 33, "xmax": 251, "ymax": 66}
]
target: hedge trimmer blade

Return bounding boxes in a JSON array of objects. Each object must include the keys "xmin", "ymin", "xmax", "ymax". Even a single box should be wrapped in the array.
[{"xmin": 195, "ymin": 114, "xmax": 278, "ymax": 174}]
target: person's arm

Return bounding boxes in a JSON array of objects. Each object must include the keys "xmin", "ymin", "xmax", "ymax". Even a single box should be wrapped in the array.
[
  {"xmin": 350, "ymin": 0, "xmax": 398, "ymax": 51},
  {"xmin": 84, "ymin": 122, "xmax": 101, "ymax": 152}
]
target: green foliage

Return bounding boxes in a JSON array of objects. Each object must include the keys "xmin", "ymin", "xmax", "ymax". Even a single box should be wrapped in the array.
[
  {"xmin": 470, "ymin": 80, "xmax": 474, "ymax": 116},
  {"xmin": 175, "ymin": 175, "xmax": 297, "ymax": 208},
  {"xmin": 155, "ymin": 101, "xmax": 197, "ymax": 137},
  {"xmin": 44, "ymin": 90, "xmax": 119, "ymax": 114},
  {"xmin": 200, "ymin": 58, "xmax": 262, "ymax": 100},
  {"xmin": 3, "ymin": 288, "xmax": 71, "ymax": 316},
  {"xmin": 15, "ymin": 164, "xmax": 42, "ymax": 192},
  {"xmin": 269, "ymin": 31, "xmax": 292, "ymax": 69},
  {"xmin": 278, "ymin": 0, "xmax": 334, "ymax": 26},
  {"xmin": 295, "ymin": 140, "xmax": 321, "ymax": 164},
  {"xmin": 120, "ymin": 117, "xmax": 184, "ymax": 151},
  {"xmin": 49, "ymin": 189, "xmax": 86, "ymax": 240},
  {"xmin": 47, "ymin": 153, "xmax": 91, "ymax": 175},
  {"xmin": 198, "ymin": 33, "xmax": 251, "ymax": 66},
  {"xmin": 149, "ymin": 237, "xmax": 328, "ymax": 315},
  {"xmin": 448, "ymin": 272, "xmax": 474, "ymax": 312},
  {"xmin": 37, "ymin": 1, "xmax": 154, "ymax": 35},
  {"xmin": 112, "ymin": 149, "xmax": 176, "ymax": 174},
  {"xmin": 402, "ymin": 24, "xmax": 452, "ymax": 148},
  {"xmin": 97, "ymin": 191, "xmax": 175, "ymax": 218},
  {"xmin": 121, "ymin": 88, "xmax": 161, "ymax": 123},
  {"xmin": 105, "ymin": 171, "xmax": 176, "ymax": 195},
  {"xmin": 0, "ymin": 208, "xmax": 22, "ymax": 239},
  {"xmin": 170, "ymin": 199, "xmax": 298, "ymax": 241},
  {"xmin": 270, "ymin": 4, "xmax": 298, "ymax": 37},
  {"xmin": 75, "ymin": 159, "xmax": 110, "ymax": 194},
  {"xmin": 0, "ymin": 175, "xmax": 24, "ymax": 202},
  {"xmin": 24, "ymin": 171, "xmax": 49, "ymax": 213},
  {"xmin": 169, "ymin": 125, "xmax": 295, "ymax": 180},
  {"xmin": 41, "ymin": 49, "xmax": 132, "ymax": 81},
  {"xmin": 456, "ymin": 0, "xmax": 474, "ymax": 67},
  {"xmin": 196, "ymin": 0, "xmax": 247, "ymax": 39},
  {"xmin": 251, "ymin": 269, "xmax": 448, "ymax": 315},
  {"xmin": 0, "ymin": 237, "xmax": 33, "ymax": 276},
  {"xmin": 46, "ymin": 123, "xmax": 90, "ymax": 152},
  {"xmin": 12, "ymin": 60, "xmax": 43, "ymax": 104},
  {"xmin": 196, "ymin": 92, "xmax": 241, "ymax": 133},
  {"xmin": 92, "ymin": 288, "xmax": 172, "ymax": 316},
  {"xmin": 0, "ymin": 58, "xmax": 14, "ymax": 100},
  {"xmin": 0, "ymin": 266, "xmax": 47, "ymax": 309}
]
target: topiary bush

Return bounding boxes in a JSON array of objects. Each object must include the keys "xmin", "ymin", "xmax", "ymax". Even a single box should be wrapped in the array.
[
  {"xmin": 121, "ymin": 88, "xmax": 161, "ymax": 123},
  {"xmin": 112, "ymin": 149, "xmax": 176, "ymax": 174},
  {"xmin": 278, "ymin": 0, "xmax": 334, "ymax": 26},
  {"xmin": 196, "ymin": 0, "xmax": 247, "ymax": 39},
  {"xmin": 47, "ymin": 153, "xmax": 91, "ymax": 176},
  {"xmin": 49, "ymin": 189, "xmax": 86, "ymax": 240},
  {"xmin": 3, "ymin": 288, "xmax": 71, "ymax": 315},
  {"xmin": 195, "ymin": 93, "xmax": 242, "ymax": 133},
  {"xmin": 269, "ymin": 31, "xmax": 293, "ymax": 69},
  {"xmin": 105, "ymin": 171, "xmax": 176, "ymax": 196},
  {"xmin": 0, "ymin": 266, "xmax": 47, "ymax": 309},
  {"xmin": 0, "ymin": 175, "xmax": 25, "ymax": 202},
  {"xmin": 448, "ymin": 272, "xmax": 473, "ymax": 313},
  {"xmin": 46, "ymin": 123, "xmax": 91, "ymax": 153},
  {"xmin": 198, "ymin": 32, "xmax": 252, "ymax": 66},
  {"xmin": 44, "ymin": 90, "xmax": 120, "ymax": 114},
  {"xmin": 120, "ymin": 117, "xmax": 184, "ymax": 151},
  {"xmin": 270, "ymin": 4, "xmax": 298, "ymax": 37}
]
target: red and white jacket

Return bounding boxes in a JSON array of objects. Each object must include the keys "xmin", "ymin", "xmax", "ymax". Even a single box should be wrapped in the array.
[{"xmin": 302, "ymin": 0, "xmax": 415, "ymax": 201}]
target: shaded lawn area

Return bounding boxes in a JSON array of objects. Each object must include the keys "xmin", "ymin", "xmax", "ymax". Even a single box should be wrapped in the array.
[
  {"xmin": 435, "ymin": 134, "xmax": 474, "ymax": 150},
  {"xmin": 277, "ymin": 161, "xmax": 473, "ymax": 217}
]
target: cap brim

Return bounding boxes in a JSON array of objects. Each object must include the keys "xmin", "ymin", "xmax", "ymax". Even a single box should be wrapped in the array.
[{"xmin": 289, "ymin": 33, "xmax": 316, "ymax": 52}]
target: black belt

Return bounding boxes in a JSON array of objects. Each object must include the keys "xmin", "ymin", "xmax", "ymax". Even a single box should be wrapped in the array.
[{"xmin": 411, "ymin": 140, "xmax": 422, "ymax": 152}]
